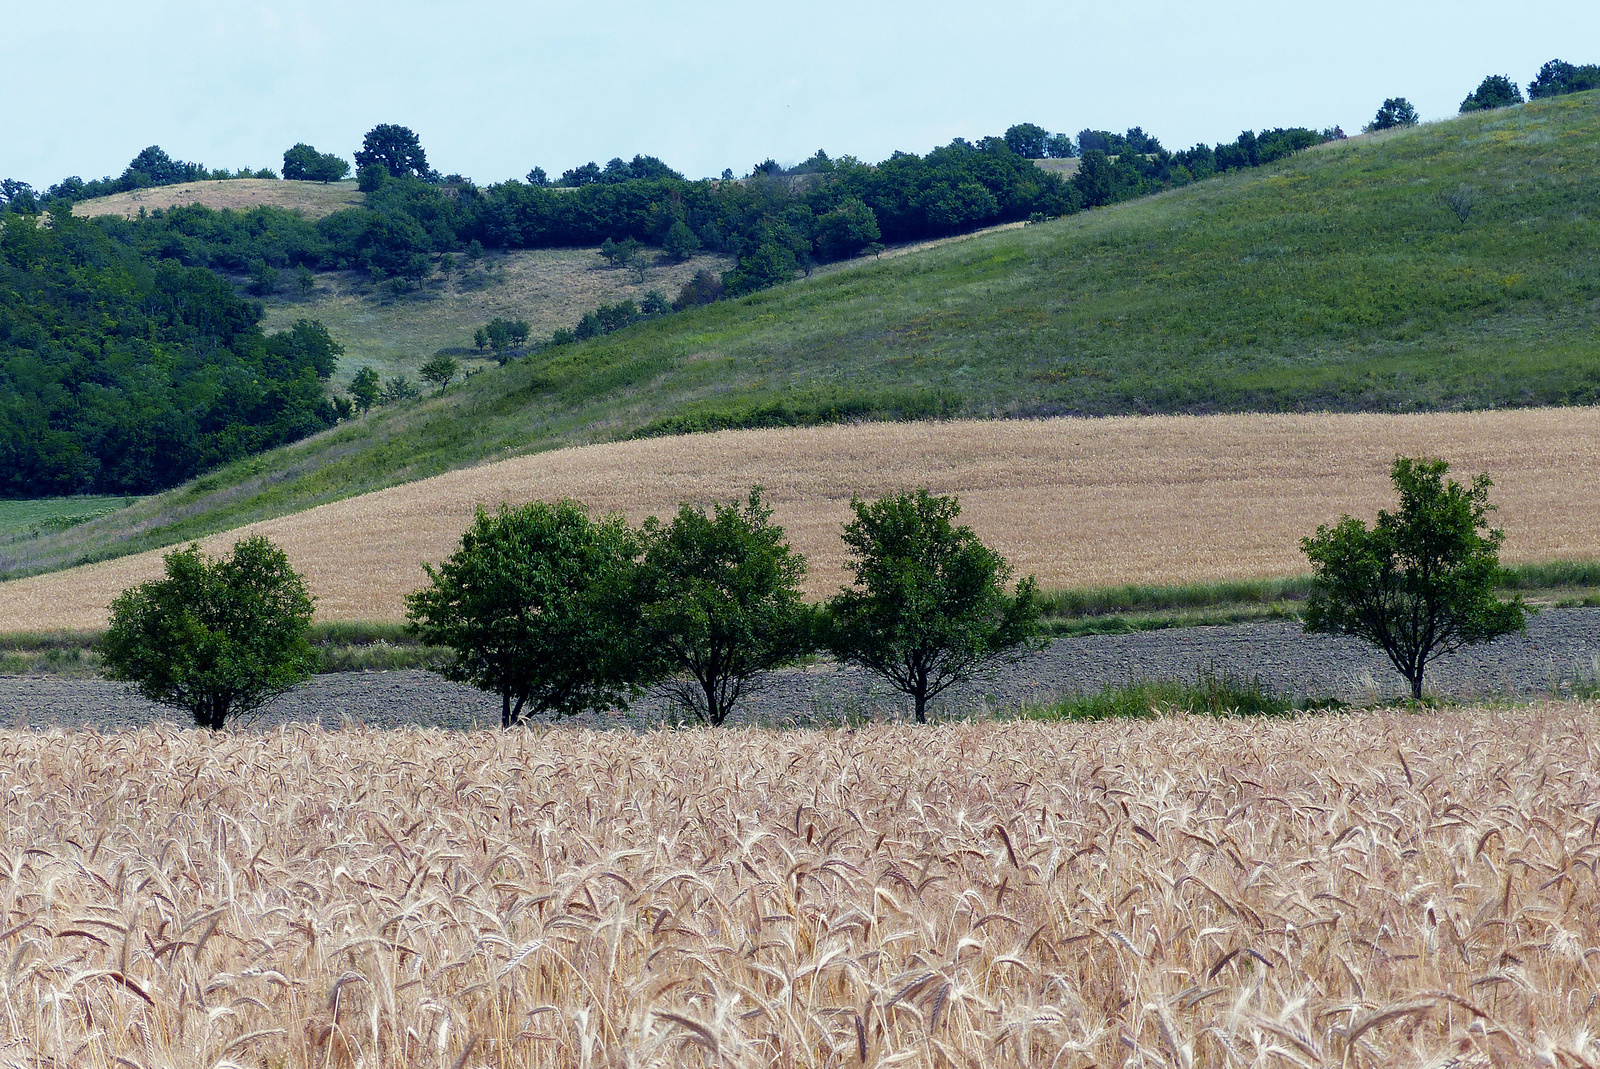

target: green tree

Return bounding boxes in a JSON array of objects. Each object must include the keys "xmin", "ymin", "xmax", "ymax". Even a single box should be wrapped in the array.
[
  {"xmin": 1301, "ymin": 456, "xmax": 1530, "ymax": 700},
  {"xmin": 481, "ymin": 317, "xmax": 531, "ymax": 363},
  {"xmin": 661, "ymin": 219, "xmax": 701, "ymax": 261},
  {"xmin": 1003, "ymin": 122, "xmax": 1052, "ymax": 158},
  {"xmin": 405, "ymin": 500, "xmax": 643, "ymax": 727},
  {"xmin": 600, "ymin": 236, "xmax": 643, "ymax": 268},
  {"xmin": 634, "ymin": 488, "xmax": 814, "ymax": 726},
  {"xmin": 100, "ymin": 537, "xmax": 317, "ymax": 730},
  {"xmin": 825, "ymin": 489, "xmax": 1044, "ymax": 723},
  {"xmin": 813, "ymin": 198, "xmax": 881, "ymax": 260},
  {"xmin": 1366, "ymin": 97, "xmax": 1420, "ymax": 132},
  {"xmin": 1460, "ymin": 75, "xmax": 1523, "ymax": 112},
  {"xmin": 282, "ymin": 143, "xmax": 321, "ymax": 181},
  {"xmin": 354, "ymin": 124, "xmax": 430, "ymax": 179},
  {"xmin": 283, "ymin": 143, "xmax": 349, "ymax": 183},
  {"xmin": 350, "ymin": 366, "xmax": 381, "ymax": 413},
  {"xmin": 309, "ymin": 153, "xmax": 351, "ymax": 184},
  {"xmin": 419, "ymin": 354, "xmax": 459, "ymax": 391},
  {"xmin": 1528, "ymin": 59, "xmax": 1600, "ymax": 99}
]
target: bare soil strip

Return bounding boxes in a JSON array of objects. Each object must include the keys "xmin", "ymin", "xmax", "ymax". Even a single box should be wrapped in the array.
[
  {"xmin": 5, "ymin": 706, "xmax": 1599, "ymax": 1066},
  {"xmin": 3, "ymin": 407, "xmax": 1598, "ymax": 630}
]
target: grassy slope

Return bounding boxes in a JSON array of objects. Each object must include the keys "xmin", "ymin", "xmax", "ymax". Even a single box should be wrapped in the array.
[
  {"xmin": 8, "ymin": 93, "xmax": 1600, "ymax": 578},
  {"xmin": 257, "ymin": 248, "xmax": 736, "ymax": 384},
  {"xmin": 71, "ymin": 178, "xmax": 363, "ymax": 220}
]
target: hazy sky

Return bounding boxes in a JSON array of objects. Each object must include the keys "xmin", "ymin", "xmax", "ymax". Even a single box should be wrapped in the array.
[{"xmin": 3, "ymin": 1, "xmax": 1596, "ymax": 188}]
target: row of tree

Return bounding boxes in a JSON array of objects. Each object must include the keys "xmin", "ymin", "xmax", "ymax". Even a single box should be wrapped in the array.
[
  {"xmin": 0, "ymin": 146, "xmax": 275, "ymax": 214},
  {"xmin": 105, "ymin": 488, "xmax": 1044, "ymax": 728},
  {"xmin": 101, "ymin": 458, "xmax": 1530, "ymax": 729}
]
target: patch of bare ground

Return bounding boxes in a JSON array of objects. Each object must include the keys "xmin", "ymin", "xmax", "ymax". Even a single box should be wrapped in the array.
[
  {"xmin": 71, "ymin": 178, "xmax": 364, "ymax": 220},
  {"xmin": 4, "ymin": 704, "xmax": 1600, "ymax": 1067},
  {"xmin": 3, "ymin": 407, "xmax": 1599, "ymax": 631}
]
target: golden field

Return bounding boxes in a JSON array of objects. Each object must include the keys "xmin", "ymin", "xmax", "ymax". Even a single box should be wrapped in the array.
[
  {"xmin": 2, "ymin": 705, "xmax": 1598, "ymax": 1068},
  {"xmin": 3, "ymin": 406, "xmax": 1600, "ymax": 631},
  {"xmin": 71, "ymin": 178, "xmax": 365, "ymax": 221}
]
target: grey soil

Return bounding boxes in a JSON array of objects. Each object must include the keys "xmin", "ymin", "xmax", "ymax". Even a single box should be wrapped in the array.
[{"xmin": 3, "ymin": 609, "xmax": 1596, "ymax": 733}]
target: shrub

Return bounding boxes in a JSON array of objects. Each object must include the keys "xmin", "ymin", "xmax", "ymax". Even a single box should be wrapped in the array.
[
  {"xmin": 1460, "ymin": 74, "xmax": 1523, "ymax": 113},
  {"xmin": 1031, "ymin": 669, "xmax": 1303, "ymax": 722},
  {"xmin": 100, "ymin": 537, "xmax": 317, "ymax": 729}
]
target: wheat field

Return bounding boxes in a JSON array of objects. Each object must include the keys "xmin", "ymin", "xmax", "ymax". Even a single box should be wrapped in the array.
[
  {"xmin": 4, "ymin": 407, "xmax": 1600, "ymax": 631},
  {"xmin": 2, "ymin": 705, "xmax": 1598, "ymax": 1068}
]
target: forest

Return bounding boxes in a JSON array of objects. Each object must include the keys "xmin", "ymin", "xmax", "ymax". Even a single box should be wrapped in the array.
[{"xmin": 0, "ymin": 211, "xmax": 341, "ymax": 496}]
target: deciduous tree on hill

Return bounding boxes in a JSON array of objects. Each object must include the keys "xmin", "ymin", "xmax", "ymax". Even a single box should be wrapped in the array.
[
  {"xmin": 419, "ymin": 354, "xmax": 459, "ymax": 392},
  {"xmin": 1527, "ymin": 59, "xmax": 1600, "ymax": 99},
  {"xmin": 282, "ymin": 143, "xmax": 350, "ymax": 183},
  {"xmin": 355, "ymin": 124, "xmax": 431, "ymax": 179},
  {"xmin": 1460, "ymin": 75, "xmax": 1523, "ymax": 112},
  {"xmin": 350, "ymin": 366, "xmax": 381, "ymax": 413},
  {"xmin": 1366, "ymin": 98, "xmax": 1419, "ymax": 131}
]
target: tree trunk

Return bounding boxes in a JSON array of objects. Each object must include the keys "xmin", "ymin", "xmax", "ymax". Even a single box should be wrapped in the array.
[
  {"xmin": 1410, "ymin": 672, "xmax": 1425, "ymax": 701},
  {"xmin": 501, "ymin": 691, "xmax": 511, "ymax": 729},
  {"xmin": 914, "ymin": 691, "xmax": 927, "ymax": 724},
  {"xmin": 705, "ymin": 678, "xmax": 724, "ymax": 727}
]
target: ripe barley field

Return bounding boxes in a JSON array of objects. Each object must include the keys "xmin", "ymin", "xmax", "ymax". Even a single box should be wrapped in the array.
[
  {"xmin": 3, "ymin": 407, "xmax": 1599, "ymax": 631},
  {"xmin": 2, "ymin": 705, "xmax": 1598, "ymax": 1067},
  {"xmin": 70, "ymin": 179, "xmax": 365, "ymax": 221}
]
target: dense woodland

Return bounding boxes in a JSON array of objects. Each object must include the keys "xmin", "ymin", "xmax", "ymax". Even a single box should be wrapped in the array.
[
  {"xmin": 0, "ymin": 212, "xmax": 341, "ymax": 495},
  {"xmin": 0, "ymin": 58, "xmax": 1592, "ymax": 498}
]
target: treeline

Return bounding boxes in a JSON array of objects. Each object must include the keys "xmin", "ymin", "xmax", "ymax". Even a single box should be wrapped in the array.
[
  {"xmin": 3, "ymin": 119, "xmax": 1344, "ymax": 308},
  {"xmin": 0, "ymin": 145, "xmax": 275, "ymax": 213},
  {"xmin": 0, "ymin": 213, "xmax": 341, "ymax": 496},
  {"xmin": 1457, "ymin": 58, "xmax": 1600, "ymax": 113}
]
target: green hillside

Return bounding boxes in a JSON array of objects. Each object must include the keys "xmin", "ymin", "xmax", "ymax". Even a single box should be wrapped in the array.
[{"xmin": 7, "ymin": 92, "xmax": 1600, "ymax": 578}]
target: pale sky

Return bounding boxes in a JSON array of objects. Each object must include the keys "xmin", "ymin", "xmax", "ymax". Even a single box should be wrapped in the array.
[{"xmin": 3, "ymin": 1, "xmax": 1596, "ymax": 189}]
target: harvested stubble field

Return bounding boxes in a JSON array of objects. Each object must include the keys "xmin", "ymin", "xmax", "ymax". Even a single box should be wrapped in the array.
[
  {"xmin": 3, "ymin": 705, "xmax": 1599, "ymax": 1068},
  {"xmin": 70, "ymin": 179, "xmax": 365, "ymax": 221},
  {"xmin": 3, "ymin": 407, "xmax": 1600, "ymax": 632}
]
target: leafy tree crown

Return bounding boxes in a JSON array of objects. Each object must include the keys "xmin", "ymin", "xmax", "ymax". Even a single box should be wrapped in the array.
[
  {"xmin": 825, "ymin": 489, "xmax": 1043, "ymax": 722},
  {"xmin": 1301, "ymin": 456, "xmax": 1529, "ymax": 700},
  {"xmin": 100, "ymin": 537, "xmax": 317, "ymax": 729}
]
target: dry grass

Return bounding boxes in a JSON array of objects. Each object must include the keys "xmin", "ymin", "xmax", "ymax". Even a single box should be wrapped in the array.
[
  {"xmin": 1031, "ymin": 158, "xmax": 1082, "ymax": 178},
  {"xmin": 3, "ymin": 407, "xmax": 1598, "ymax": 631},
  {"xmin": 2, "ymin": 704, "xmax": 1598, "ymax": 1067},
  {"xmin": 70, "ymin": 179, "xmax": 364, "ymax": 221},
  {"xmin": 260, "ymin": 249, "xmax": 736, "ymax": 382}
]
